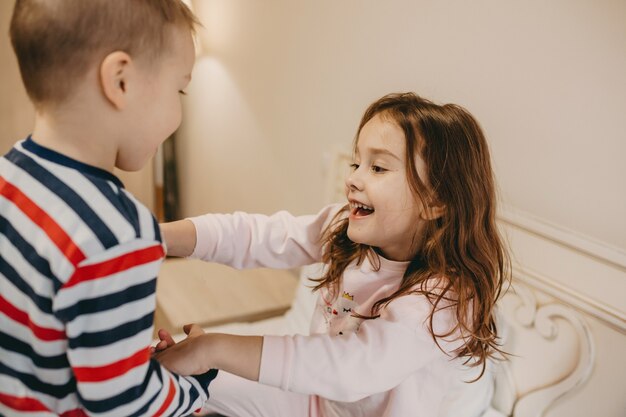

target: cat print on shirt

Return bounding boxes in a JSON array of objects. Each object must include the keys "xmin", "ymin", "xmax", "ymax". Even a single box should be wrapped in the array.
[{"xmin": 321, "ymin": 291, "xmax": 362, "ymax": 335}]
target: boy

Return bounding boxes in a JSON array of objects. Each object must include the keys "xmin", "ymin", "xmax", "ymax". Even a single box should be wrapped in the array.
[{"xmin": 0, "ymin": 1, "xmax": 216, "ymax": 415}]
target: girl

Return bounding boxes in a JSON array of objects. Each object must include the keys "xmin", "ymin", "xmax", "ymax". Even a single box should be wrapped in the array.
[{"xmin": 155, "ymin": 92, "xmax": 509, "ymax": 417}]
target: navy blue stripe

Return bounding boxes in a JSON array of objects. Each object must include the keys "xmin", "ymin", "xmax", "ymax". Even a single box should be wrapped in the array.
[
  {"xmin": 193, "ymin": 368, "xmax": 219, "ymax": 391},
  {"xmin": 79, "ymin": 360, "xmax": 160, "ymax": 415},
  {"xmin": 86, "ymin": 176, "xmax": 141, "ymax": 238},
  {"xmin": 0, "ymin": 361, "xmax": 75, "ymax": 399},
  {"xmin": 163, "ymin": 370, "xmax": 217, "ymax": 412},
  {"xmin": 152, "ymin": 215, "xmax": 162, "ymax": 242},
  {"xmin": 125, "ymin": 390, "xmax": 161, "ymax": 417},
  {"xmin": 57, "ymin": 279, "xmax": 156, "ymax": 323},
  {"xmin": 0, "ymin": 254, "xmax": 53, "ymax": 314},
  {"xmin": 0, "ymin": 215, "xmax": 62, "ymax": 292},
  {"xmin": 125, "ymin": 364, "xmax": 163, "ymax": 417},
  {"xmin": 22, "ymin": 136, "xmax": 124, "ymax": 188},
  {"xmin": 0, "ymin": 331, "xmax": 68, "ymax": 369},
  {"xmin": 68, "ymin": 312, "xmax": 153, "ymax": 349},
  {"xmin": 5, "ymin": 148, "xmax": 119, "ymax": 249},
  {"xmin": 174, "ymin": 372, "xmax": 187, "ymax": 411},
  {"xmin": 1, "ymin": 142, "xmax": 207, "ymax": 415}
]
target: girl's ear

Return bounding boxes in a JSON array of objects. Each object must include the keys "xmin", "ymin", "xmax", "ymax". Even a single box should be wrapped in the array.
[
  {"xmin": 100, "ymin": 51, "xmax": 133, "ymax": 110},
  {"xmin": 421, "ymin": 203, "xmax": 445, "ymax": 221}
]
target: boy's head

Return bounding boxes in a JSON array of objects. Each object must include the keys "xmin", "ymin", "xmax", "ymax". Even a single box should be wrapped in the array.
[{"xmin": 10, "ymin": 0, "xmax": 197, "ymax": 109}]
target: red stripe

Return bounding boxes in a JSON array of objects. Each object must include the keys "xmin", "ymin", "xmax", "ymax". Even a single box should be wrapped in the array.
[
  {"xmin": 152, "ymin": 377, "xmax": 176, "ymax": 417},
  {"xmin": 60, "ymin": 408, "xmax": 89, "ymax": 417},
  {"xmin": 0, "ymin": 177, "xmax": 85, "ymax": 265},
  {"xmin": 0, "ymin": 294, "xmax": 65, "ymax": 341},
  {"xmin": 64, "ymin": 245, "xmax": 165, "ymax": 289},
  {"xmin": 73, "ymin": 347, "xmax": 150, "ymax": 382},
  {"xmin": 0, "ymin": 392, "xmax": 49, "ymax": 411},
  {"xmin": 0, "ymin": 393, "xmax": 88, "ymax": 416}
]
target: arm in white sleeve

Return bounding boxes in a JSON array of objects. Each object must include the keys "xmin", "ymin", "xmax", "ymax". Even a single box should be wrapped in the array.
[
  {"xmin": 188, "ymin": 204, "xmax": 343, "ymax": 269},
  {"xmin": 258, "ymin": 293, "xmax": 456, "ymax": 402}
]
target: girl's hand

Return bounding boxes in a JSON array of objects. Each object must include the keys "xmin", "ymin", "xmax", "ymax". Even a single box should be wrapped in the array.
[
  {"xmin": 154, "ymin": 324, "xmax": 211, "ymax": 376},
  {"xmin": 155, "ymin": 326, "xmax": 263, "ymax": 381}
]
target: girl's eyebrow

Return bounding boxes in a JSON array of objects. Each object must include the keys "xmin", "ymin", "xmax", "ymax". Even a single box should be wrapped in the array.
[{"xmin": 357, "ymin": 147, "xmax": 402, "ymax": 161}]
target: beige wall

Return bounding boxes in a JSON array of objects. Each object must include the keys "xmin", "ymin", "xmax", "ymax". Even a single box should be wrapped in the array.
[
  {"xmin": 0, "ymin": 0, "xmax": 34, "ymax": 152},
  {"xmin": 180, "ymin": 0, "xmax": 626, "ymax": 252},
  {"xmin": 2, "ymin": 0, "xmax": 624, "ymax": 250},
  {"xmin": 0, "ymin": 1, "xmax": 154, "ymax": 211}
]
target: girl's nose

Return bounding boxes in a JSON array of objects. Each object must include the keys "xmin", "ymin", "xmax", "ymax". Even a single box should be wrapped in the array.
[{"xmin": 345, "ymin": 169, "xmax": 364, "ymax": 191}]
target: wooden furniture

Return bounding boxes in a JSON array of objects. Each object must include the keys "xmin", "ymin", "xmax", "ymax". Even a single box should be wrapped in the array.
[{"xmin": 154, "ymin": 258, "xmax": 298, "ymax": 334}]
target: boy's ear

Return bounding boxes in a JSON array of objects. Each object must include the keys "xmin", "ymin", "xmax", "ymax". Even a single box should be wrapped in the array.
[
  {"xmin": 100, "ymin": 51, "xmax": 133, "ymax": 110},
  {"xmin": 421, "ymin": 203, "xmax": 445, "ymax": 221}
]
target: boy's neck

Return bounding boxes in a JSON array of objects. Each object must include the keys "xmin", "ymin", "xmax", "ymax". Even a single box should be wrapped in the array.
[{"xmin": 32, "ymin": 108, "xmax": 119, "ymax": 173}]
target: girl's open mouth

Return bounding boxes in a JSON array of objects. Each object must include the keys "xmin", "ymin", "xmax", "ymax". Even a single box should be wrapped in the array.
[{"xmin": 350, "ymin": 201, "xmax": 374, "ymax": 217}]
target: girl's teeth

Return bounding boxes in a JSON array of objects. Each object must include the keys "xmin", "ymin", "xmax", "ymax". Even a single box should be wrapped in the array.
[{"xmin": 352, "ymin": 202, "xmax": 371, "ymax": 209}]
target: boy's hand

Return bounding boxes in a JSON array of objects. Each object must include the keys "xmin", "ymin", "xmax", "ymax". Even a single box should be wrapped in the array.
[
  {"xmin": 151, "ymin": 328, "xmax": 177, "ymax": 354},
  {"xmin": 154, "ymin": 324, "xmax": 211, "ymax": 376}
]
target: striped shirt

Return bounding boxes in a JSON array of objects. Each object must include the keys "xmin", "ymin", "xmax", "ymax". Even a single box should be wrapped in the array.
[{"xmin": 0, "ymin": 137, "xmax": 216, "ymax": 417}]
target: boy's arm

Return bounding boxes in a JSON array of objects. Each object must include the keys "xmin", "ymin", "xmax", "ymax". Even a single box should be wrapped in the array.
[{"xmin": 56, "ymin": 239, "xmax": 216, "ymax": 417}]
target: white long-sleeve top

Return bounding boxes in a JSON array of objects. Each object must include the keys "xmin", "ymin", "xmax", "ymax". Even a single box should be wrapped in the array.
[{"xmin": 189, "ymin": 204, "xmax": 493, "ymax": 417}]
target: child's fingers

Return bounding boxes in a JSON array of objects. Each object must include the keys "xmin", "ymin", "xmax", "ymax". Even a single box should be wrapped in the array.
[
  {"xmin": 152, "ymin": 339, "xmax": 169, "ymax": 352},
  {"xmin": 157, "ymin": 329, "xmax": 176, "ymax": 347}
]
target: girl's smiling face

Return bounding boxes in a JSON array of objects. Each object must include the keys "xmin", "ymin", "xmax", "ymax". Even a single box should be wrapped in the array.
[{"xmin": 345, "ymin": 113, "xmax": 430, "ymax": 261}]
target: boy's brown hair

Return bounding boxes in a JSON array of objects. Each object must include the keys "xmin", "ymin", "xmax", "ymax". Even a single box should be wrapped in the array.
[{"xmin": 10, "ymin": 0, "xmax": 198, "ymax": 108}]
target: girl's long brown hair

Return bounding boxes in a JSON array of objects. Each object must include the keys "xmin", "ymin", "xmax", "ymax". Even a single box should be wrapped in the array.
[{"xmin": 313, "ymin": 92, "xmax": 510, "ymax": 379}]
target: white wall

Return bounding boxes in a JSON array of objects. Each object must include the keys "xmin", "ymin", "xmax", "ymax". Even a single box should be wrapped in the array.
[{"xmin": 180, "ymin": 0, "xmax": 626, "ymax": 253}]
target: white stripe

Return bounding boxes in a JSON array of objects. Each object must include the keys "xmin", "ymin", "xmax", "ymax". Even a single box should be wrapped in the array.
[
  {"xmin": 0, "ymin": 313, "xmax": 66, "ymax": 359},
  {"xmin": 68, "ymin": 325, "xmax": 153, "ymax": 365},
  {"xmin": 0, "ymin": 193, "xmax": 75, "ymax": 280},
  {"xmin": 74, "ymin": 238, "xmax": 163, "ymax": 267},
  {"xmin": 137, "ymin": 371, "xmax": 172, "ymax": 416},
  {"xmin": 130, "ymin": 189, "xmax": 157, "ymax": 241},
  {"xmin": 54, "ymin": 255, "xmax": 161, "ymax": 312},
  {"xmin": 21, "ymin": 146, "xmax": 137, "ymax": 246},
  {"xmin": 0, "ymin": 272, "xmax": 62, "ymax": 333},
  {"xmin": 74, "ymin": 357, "xmax": 205, "ymax": 415},
  {"xmin": 0, "ymin": 404, "xmax": 56, "ymax": 417},
  {"xmin": 0, "ymin": 374, "xmax": 58, "ymax": 416},
  {"xmin": 68, "ymin": 299, "xmax": 155, "ymax": 350},
  {"xmin": 0, "ymin": 155, "xmax": 105, "ymax": 258},
  {"xmin": 0, "ymin": 346, "xmax": 72, "ymax": 386},
  {"xmin": 0, "ymin": 232, "xmax": 54, "ymax": 300},
  {"xmin": 47, "ymin": 392, "xmax": 84, "ymax": 417},
  {"xmin": 174, "ymin": 374, "xmax": 205, "ymax": 412},
  {"xmin": 78, "ymin": 365, "xmax": 163, "ymax": 417},
  {"xmin": 1, "ymin": 146, "xmax": 202, "ymax": 416}
]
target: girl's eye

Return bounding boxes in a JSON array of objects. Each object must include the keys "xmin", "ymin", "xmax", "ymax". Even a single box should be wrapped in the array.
[
  {"xmin": 371, "ymin": 165, "xmax": 387, "ymax": 173},
  {"xmin": 178, "ymin": 90, "xmax": 187, "ymax": 95},
  {"xmin": 349, "ymin": 163, "xmax": 360, "ymax": 170}
]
